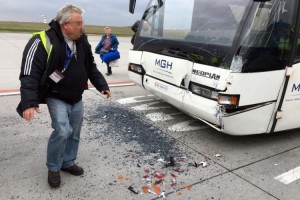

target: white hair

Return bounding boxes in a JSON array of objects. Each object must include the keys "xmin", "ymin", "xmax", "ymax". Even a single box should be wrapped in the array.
[{"xmin": 55, "ymin": 4, "xmax": 84, "ymax": 24}]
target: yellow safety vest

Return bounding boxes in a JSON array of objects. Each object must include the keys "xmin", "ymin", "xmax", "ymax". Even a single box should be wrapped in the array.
[{"xmin": 32, "ymin": 31, "xmax": 53, "ymax": 62}]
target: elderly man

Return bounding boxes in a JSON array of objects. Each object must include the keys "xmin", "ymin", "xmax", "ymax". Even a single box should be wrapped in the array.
[{"xmin": 17, "ymin": 4, "xmax": 111, "ymax": 188}]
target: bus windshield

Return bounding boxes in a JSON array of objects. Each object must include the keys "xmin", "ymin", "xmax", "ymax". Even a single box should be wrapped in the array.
[
  {"xmin": 135, "ymin": 0, "xmax": 298, "ymax": 72},
  {"xmin": 140, "ymin": 0, "xmax": 249, "ymax": 46},
  {"xmin": 135, "ymin": 0, "xmax": 252, "ymax": 69}
]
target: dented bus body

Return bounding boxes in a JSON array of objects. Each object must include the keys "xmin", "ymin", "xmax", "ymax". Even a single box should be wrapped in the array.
[{"xmin": 128, "ymin": 0, "xmax": 300, "ymax": 135}]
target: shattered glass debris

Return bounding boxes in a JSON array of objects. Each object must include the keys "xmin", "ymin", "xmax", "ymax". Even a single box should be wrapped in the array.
[
  {"xmin": 152, "ymin": 183, "xmax": 162, "ymax": 195},
  {"xmin": 128, "ymin": 186, "xmax": 139, "ymax": 194},
  {"xmin": 86, "ymin": 102, "xmax": 207, "ymax": 199},
  {"xmin": 187, "ymin": 185, "xmax": 193, "ymax": 190},
  {"xmin": 142, "ymin": 186, "xmax": 149, "ymax": 193},
  {"xmin": 118, "ymin": 154, "xmax": 207, "ymax": 198}
]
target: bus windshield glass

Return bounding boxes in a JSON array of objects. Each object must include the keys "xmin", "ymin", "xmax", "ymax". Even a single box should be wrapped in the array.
[
  {"xmin": 135, "ymin": 0, "xmax": 298, "ymax": 71},
  {"xmin": 140, "ymin": 0, "xmax": 249, "ymax": 46},
  {"xmin": 136, "ymin": 0, "xmax": 252, "ymax": 68}
]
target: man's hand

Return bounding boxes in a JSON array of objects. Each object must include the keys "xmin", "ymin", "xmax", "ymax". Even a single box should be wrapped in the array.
[
  {"xmin": 101, "ymin": 90, "xmax": 112, "ymax": 99},
  {"xmin": 23, "ymin": 107, "xmax": 41, "ymax": 122}
]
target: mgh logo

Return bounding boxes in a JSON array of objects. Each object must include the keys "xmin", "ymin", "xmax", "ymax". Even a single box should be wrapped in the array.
[
  {"xmin": 292, "ymin": 83, "xmax": 300, "ymax": 92},
  {"xmin": 155, "ymin": 59, "xmax": 173, "ymax": 70}
]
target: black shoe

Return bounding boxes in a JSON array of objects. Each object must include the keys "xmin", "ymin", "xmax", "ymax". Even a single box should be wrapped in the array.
[
  {"xmin": 106, "ymin": 73, "xmax": 112, "ymax": 76},
  {"xmin": 61, "ymin": 164, "xmax": 84, "ymax": 176},
  {"xmin": 48, "ymin": 170, "xmax": 60, "ymax": 188}
]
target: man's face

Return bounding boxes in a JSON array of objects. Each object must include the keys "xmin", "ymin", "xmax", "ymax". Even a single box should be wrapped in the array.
[
  {"xmin": 63, "ymin": 12, "xmax": 83, "ymax": 40},
  {"xmin": 104, "ymin": 28, "xmax": 111, "ymax": 36}
]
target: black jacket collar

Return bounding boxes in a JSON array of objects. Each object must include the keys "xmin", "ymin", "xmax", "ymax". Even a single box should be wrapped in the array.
[{"xmin": 48, "ymin": 20, "xmax": 65, "ymax": 42}]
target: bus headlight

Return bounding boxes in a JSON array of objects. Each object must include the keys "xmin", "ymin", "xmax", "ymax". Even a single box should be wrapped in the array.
[
  {"xmin": 128, "ymin": 63, "xmax": 145, "ymax": 75},
  {"xmin": 190, "ymin": 83, "xmax": 218, "ymax": 100},
  {"xmin": 218, "ymin": 94, "xmax": 239, "ymax": 106}
]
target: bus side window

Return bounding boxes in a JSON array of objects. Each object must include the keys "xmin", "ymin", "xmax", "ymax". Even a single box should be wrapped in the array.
[
  {"xmin": 242, "ymin": 11, "xmax": 292, "ymax": 72},
  {"xmin": 295, "ymin": 30, "xmax": 300, "ymax": 62}
]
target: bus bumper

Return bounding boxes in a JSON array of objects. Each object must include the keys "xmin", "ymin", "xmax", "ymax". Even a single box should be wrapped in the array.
[{"xmin": 128, "ymin": 71, "xmax": 143, "ymax": 87}]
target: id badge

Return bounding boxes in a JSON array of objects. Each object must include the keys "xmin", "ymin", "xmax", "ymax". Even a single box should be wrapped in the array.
[{"xmin": 49, "ymin": 70, "xmax": 64, "ymax": 83}]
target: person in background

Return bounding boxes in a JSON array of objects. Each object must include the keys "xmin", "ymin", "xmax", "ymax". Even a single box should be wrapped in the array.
[
  {"xmin": 95, "ymin": 27, "xmax": 119, "ymax": 76},
  {"xmin": 17, "ymin": 4, "xmax": 111, "ymax": 188}
]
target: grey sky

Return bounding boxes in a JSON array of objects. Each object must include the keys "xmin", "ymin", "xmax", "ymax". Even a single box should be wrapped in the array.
[{"xmin": 0, "ymin": 0, "xmax": 148, "ymax": 26}]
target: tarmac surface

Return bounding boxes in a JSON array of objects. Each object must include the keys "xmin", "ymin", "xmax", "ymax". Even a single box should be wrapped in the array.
[{"xmin": 1, "ymin": 33, "xmax": 300, "ymax": 200}]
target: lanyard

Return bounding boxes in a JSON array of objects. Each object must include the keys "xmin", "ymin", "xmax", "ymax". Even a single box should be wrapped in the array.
[{"xmin": 62, "ymin": 43, "xmax": 75, "ymax": 73}]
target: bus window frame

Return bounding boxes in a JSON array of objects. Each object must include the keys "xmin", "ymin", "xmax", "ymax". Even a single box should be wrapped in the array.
[{"xmin": 291, "ymin": 2, "xmax": 300, "ymax": 65}]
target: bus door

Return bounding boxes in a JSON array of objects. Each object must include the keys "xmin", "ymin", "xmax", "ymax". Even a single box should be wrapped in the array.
[
  {"xmin": 273, "ymin": 64, "xmax": 300, "ymax": 132},
  {"xmin": 271, "ymin": 1, "xmax": 300, "ymax": 132}
]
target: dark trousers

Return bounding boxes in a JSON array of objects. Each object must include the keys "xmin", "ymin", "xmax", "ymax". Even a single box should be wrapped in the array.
[
  {"xmin": 106, "ymin": 63, "xmax": 112, "ymax": 74},
  {"xmin": 101, "ymin": 51, "xmax": 112, "ymax": 74}
]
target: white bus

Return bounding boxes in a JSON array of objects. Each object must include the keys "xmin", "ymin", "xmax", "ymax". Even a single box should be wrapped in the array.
[{"xmin": 128, "ymin": 0, "xmax": 300, "ymax": 135}]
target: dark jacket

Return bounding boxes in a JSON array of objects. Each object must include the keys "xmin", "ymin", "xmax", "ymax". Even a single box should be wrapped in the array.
[
  {"xmin": 17, "ymin": 20, "xmax": 109, "ymax": 117},
  {"xmin": 95, "ymin": 34, "xmax": 119, "ymax": 53}
]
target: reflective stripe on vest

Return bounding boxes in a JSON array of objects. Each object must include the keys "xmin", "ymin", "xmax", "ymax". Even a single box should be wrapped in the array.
[{"xmin": 32, "ymin": 31, "xmax": 53, "ymax": 62}]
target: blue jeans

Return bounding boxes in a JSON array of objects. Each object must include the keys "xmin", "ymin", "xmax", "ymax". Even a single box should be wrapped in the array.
[{"xmin": 46, "ymin": 98, "xmax": 84, "ymax": 172}]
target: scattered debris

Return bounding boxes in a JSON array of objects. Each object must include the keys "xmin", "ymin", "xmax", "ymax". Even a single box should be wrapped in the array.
[
  {"xmin": 171, "ymin": 182, "xmax": 177, "ymax": 187},
  {"xmin": 154, "ymin": 179, "xmax": 163, "ymax": 185},
  {"xmin": 190, "ymin": 160, "xmax": 209, "ymax": 168},
  {"xmin": 159, "ymin": 191, "xmax": 166, "ymax": 199},
  {"xmin": 89, "ymin": 102, "xmax": 211, "ymax": 199},
  {"xmin": 187, "ymin": 185, "xmax": 193, "ymax": 190},
  {"xmin": 148, "ymin": 189, "xmax": 156, "ymax": 195},
  {"xmin": 178, "ymin": 157, "xmax": 186, "ymax": 163},
  {"xmin": 128, "ymin": 186, "xmax": 139, "ymax": 194},
  {"xmin": 164, "ymin": 156, "xmax": 176, "ymax": 167},
  {"xmin": 173, "ymin": 186, "xmax": 181, "ymax": 193},
  {"xmin": 200, "ymin": 161, "xmax": 208, "ymax": 167},
  {"xmin": 154, "ymin": 172, "xmax": 166, "ymax": 179},
  {"xmin": 152, "ymin": 183, "xmax": 162, "ymax": 195},
  {"xmin": 117, "ymin": 154, "xmax": 210, "ymax": 198},
  {"xmin": 171, "ymin": 173, "xmax": 177, "ymax": 179},
  {"xmin": 142, "ymin": 186, "xmax": 149, "ymax": 193},
  {"xmin": 173, "ymin": 167, "xmax": 180, "ymax": 172},
  {"xmin": 190, "ymin": 162, "xmax": 200, "ymax": 168}
]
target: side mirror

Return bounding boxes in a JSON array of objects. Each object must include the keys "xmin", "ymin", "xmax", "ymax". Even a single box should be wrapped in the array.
[
  {"xmin": 129, "ymin": 0, "xmax": 136, "ymax": 14},
  {"xmin": 131, "ymin": 20, "xmax": 140, "ymax": 32},
  {"xmin": 158, "ymin": 0, "xmax": 164, "ymax": 7}
]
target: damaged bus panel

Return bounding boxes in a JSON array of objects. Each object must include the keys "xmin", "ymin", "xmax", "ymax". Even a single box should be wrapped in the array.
[{"xmin": 128, "ymin": 0, "xmax": 300, "ymax": 135}]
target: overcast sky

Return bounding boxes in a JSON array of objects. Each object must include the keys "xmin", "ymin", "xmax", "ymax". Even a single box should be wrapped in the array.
[{"xmin": 0, "ymin": 0, "xmax": 148, "ymax": 26}]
